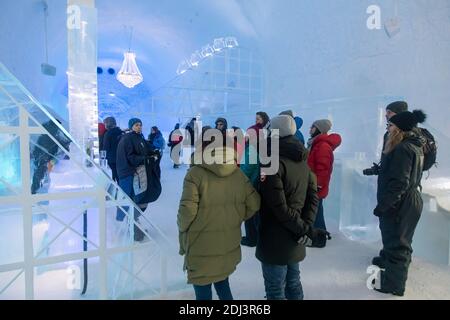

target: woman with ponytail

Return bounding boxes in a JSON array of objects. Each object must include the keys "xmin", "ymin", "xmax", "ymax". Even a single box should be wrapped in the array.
[{"xmin": 373, "ymin": 110, "xmax": 427, "ymax": 296}]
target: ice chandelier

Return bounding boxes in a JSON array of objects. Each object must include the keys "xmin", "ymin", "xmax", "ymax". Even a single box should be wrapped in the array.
[
  {"xmin": 117, "ymin": 26, "xmax": 143, "ymax": 88},
  {"xmin": 176, "ymin": 37, "xmax": 239, "ymax": 75}
]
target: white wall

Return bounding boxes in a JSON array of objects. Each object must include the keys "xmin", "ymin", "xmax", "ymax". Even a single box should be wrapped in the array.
[
  {"xmin": 0, "ymin": 0, "xmax": 68, "ymax": 120},
  {"xmin": 241, "ymin": 0, "xmax": 450, "ymax": 132}
]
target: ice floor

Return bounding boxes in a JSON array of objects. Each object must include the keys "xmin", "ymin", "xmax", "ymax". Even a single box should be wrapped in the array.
[
  {"xmin": 147, "ymin": 151, "xmax": 450, "ymax": 300},
  {"xmin": 2, "ymin": 150, "xmax": 450, "ymax": 300}
]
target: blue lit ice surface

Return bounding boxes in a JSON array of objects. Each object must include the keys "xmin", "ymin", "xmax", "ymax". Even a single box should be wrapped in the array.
[{"xmin": 0, "ymin": 137, "xmax": 21, "ymax": 196}]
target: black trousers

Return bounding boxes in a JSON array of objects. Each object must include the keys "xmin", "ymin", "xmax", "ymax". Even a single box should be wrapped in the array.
[{"xmin": 378, "ymin": 190, "xmax": 423, "ymax": 292}]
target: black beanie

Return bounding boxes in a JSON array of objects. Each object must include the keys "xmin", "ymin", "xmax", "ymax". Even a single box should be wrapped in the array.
[
  {"xmin": 386, "ymin": 101, "xmax": 408, "ymax": 114},
  {"xmin": 389, "ymin": 110, "xmax": 427, "ymax": 131}
]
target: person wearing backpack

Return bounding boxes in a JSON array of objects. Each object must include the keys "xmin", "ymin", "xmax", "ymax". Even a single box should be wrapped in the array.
[
  {"xmin": 364, "ymin": 101, "xmax": 437, "ymax": 267},
  {"xmin": 373, "ymin": 110, "xmax": 427, "ymax": 296}
]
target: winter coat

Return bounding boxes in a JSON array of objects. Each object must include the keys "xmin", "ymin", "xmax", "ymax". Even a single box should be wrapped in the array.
[
  {"xmin": 375, "ymin": 130, "xmax": 424, "ymax": 216},
  {"xmin": 294, "ymin": 116, "xmax": 305, "ymax": 145},
  {"xmin": 149, "ymin": 131, "xmax": 165, "ymax": 151},
  {"xmin": 116, "ymin": 131, "xmax": 152, "ymax": 179},
  {"xmin": 240, "ymin": 144, "xmax": 260, "ymax": 188},
  {"xmin": 178, "ymin": 147, "xmax": 261, "ymax": 285},
  {"xmin": 307, "ymin": 133, "xmax": 342, "ymax": 199},
  {"xmin": 256, "ymin": 135, "xmax": 319, "ymax": 265},
  {"xmin": 168, "ymin": 128, "xmax": 183, "ymax": 147},
  {"xmin": 98, "ymin": 123, "xmax": 106, "ymax": 151},
  {"xmin": 186, "ymin": 122, "xmax": 196, "ymax": 147},
  {"xmin": 103, "ymin": 127, "xmax": 123, "ymax": 165}
]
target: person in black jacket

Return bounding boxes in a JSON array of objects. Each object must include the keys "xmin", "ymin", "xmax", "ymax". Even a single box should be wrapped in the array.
[
  {"xmin": 363, "ymin": 101, "xmax": 409, "ymax": 267},
  {"xmin": 373, "ymin": 110, "xmax": 426, "ymax": 296},
  {"xmin": 168, "ymin": 123, "xmax": 183, "ymax": 168},
  {"xmin": 256, "ymin": 115, "xmax": 320, "ymax": 300},
  {"xmin": 185, "ymin": 118, "xmax": 197, "ymax": 147},
  {"xmin": 103, "ymin": 117, "xmax": 123, "ymax": 182},
  {"xmin": 116, "ymin": 118, "xmax": 153, "ymax": 241}
]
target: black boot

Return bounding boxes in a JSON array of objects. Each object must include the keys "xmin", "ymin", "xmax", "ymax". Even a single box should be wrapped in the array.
[
  {"xmin": 374, "ymin": 270, "xmax": 405, "ymax": 297},
  {"xmin": 372, "ymin": 256, "xmax": 386, "ymax": 269}
]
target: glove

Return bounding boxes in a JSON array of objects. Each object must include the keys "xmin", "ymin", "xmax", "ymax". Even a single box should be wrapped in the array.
[
  {"xmin": 297, "ymin": 234, "xmax": 313, "ymax": 246},
  {"xmin": 373, "ymin": 207, "xmax": 384, "ymax": 217},
  {"xmin": 298, "ymin": 228, "xmax": 331, "ymax": 248}
]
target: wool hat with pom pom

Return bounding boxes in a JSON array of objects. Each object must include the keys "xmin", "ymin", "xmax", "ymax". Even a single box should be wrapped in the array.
[{"xmin": 389, "ymin": 110, "xmax": 427, "ymax": 131}]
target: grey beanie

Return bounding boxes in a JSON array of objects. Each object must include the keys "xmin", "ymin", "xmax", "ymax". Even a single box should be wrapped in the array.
[
  {"xmin": 279, "ymin": 110, "xmax": 294, "ymax": 118},
  {"xmin": 313, "ymin": 119, "xmax": 332, "ymax": 134},
  {"xmin": 270, "ymin": 115, "xmax": 297, "ymax": 137}
]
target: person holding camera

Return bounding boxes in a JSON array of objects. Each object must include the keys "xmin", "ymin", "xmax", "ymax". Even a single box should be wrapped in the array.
[
  {"xmin": 363, "ymin": 101, "xmax": 409, "ymax": 176},
  {"xmin": 363, "ymin": 101, "xmax": 409, "ymax": 266},
  {"xmin": 372, "ymin": 110, "xmax": 426, "ymax": 296}
]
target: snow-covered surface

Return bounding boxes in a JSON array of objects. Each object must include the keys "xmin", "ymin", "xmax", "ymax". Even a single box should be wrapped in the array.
[
  {"xmin": 145, "ymin": 152, "xmax": 450, "ymax": 300},
  {"xmin": 2, "ymin": 148, "xmax": 450, "ymax": 300}
]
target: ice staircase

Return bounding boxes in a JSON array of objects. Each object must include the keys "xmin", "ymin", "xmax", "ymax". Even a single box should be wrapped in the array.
[{"xmin": 0, "ymin": 62, "xmax": 187, "ymax": 299}]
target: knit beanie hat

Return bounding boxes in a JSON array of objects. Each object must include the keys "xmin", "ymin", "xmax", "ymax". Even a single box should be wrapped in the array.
[
  {"xmin": 386, "ymin": 101, "xmax": 408, "ymax": 114},
  {"xmin": 270, "ymin": 115, "xmax": 297, "ymax": 137},
  {"xmin": 279, "ymin": 110, "xmax": 294, "ymax": 118},
  {"xmin": 389, "ymin": 110, "xmax": 427, "ymax": 131},
  {"xmin": 103, "ymin": 117, "xmax": 117, "ymax": 130},
  {"xmin": 128, "ymin": 118, "xmax": 142, "ymax": 130},
  {"xmin": 312, "ymin": 119, "xmax": 332, "ymax": 134}
]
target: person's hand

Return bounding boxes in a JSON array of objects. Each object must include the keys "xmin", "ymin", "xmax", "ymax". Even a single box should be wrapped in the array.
[
  {"xmin": 373, "ymin": 206, "xmax": 384, "ymax": 217},
  {"xmin": 260, "ymin": 172, "xmax": 266, "ymax": 182}
]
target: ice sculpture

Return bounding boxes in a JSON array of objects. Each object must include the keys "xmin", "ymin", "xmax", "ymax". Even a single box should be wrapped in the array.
[{"xmin": 67, "ymin": 0, "xmax": 99, "ymax": 156}]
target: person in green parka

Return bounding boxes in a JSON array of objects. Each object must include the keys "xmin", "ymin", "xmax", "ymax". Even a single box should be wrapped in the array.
[{"xmin": 177, "ymin": 135, "xmax": 261, "ymax": 300}]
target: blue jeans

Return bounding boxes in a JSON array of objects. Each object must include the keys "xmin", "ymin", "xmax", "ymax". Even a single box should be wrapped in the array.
[
  {"xmin": 261, "ymin": 263, "xmax": 304, "ymax": 300},
  {"xmin": 313, "ymin": 199, "xmax": 326, "ymax": 231},
  {"xmin": 117, "ymin": 175, "xmax": 134, "ymax": 221},
  {"xmin": 193, "ymin": 278, "xmax": 233, "ymax": 300},
  {"xmin": 117, "ymin": 175, "xmax": 145, "ymax": 241}
]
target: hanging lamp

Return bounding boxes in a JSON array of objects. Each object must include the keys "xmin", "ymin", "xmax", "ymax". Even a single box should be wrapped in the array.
[{"xmin": 117, "ymin": 26, "xmax": 143, "ymax": 88}]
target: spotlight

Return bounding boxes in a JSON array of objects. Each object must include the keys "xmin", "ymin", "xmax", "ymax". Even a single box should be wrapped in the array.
[
  {"xmin": 97, "ymin": 67, "xmax": 103, "ymax": 74},
  {"xmin": 213, "ymin": 38, "xmax": 226, "ymax": 52},
  {"xmin": 177, "ymin": 59, "xmax": 191, "ymax": 75},
  {"xmin": 225, "ymin": 37, "xmax": 239, "ymax": 48},
  {"xmin": 109, "ymin": 92, "xmax": 116, "ymax": 97},
  {"xmin": 107, "ymin": 68, "xmax": 115, "ymax": 75},
  {"xmin": 189, "ymin": 51, "xmax": 202, "ymax": 67},
  {"xmin": 201, "ymin": 45, "xmax": 214, "ymax": 58}
]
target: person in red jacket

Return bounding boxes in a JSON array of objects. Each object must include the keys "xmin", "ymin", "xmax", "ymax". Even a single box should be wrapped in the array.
[{"xmin": 307, "ymin": 119, "xmax": 342, "ymax": 240}]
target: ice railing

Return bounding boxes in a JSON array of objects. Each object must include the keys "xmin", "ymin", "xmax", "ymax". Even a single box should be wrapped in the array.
[{"xmin": 0, "ymin": 62, "xmax": 187, "ymax": 299}]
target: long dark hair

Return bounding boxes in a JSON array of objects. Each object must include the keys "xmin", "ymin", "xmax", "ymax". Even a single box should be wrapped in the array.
[{"xmin": 256, "ymin": 111, "xmax": 270, "ymax": 127}]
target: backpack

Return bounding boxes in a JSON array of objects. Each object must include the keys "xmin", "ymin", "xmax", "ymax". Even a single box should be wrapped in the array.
[{"xmin": 419, "ymin": 128, "xmax": 437, "ymax": 171}]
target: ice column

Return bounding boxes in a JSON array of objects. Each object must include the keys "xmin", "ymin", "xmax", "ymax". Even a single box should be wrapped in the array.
[{"xmin": 67, "ymin": 0, "xmax": 98, "ymax": 158}]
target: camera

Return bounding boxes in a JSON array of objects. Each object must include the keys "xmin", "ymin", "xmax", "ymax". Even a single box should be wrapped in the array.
[{"xmin": 363, "ymin": 162, "xmax": 381, "ymax": 176}]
